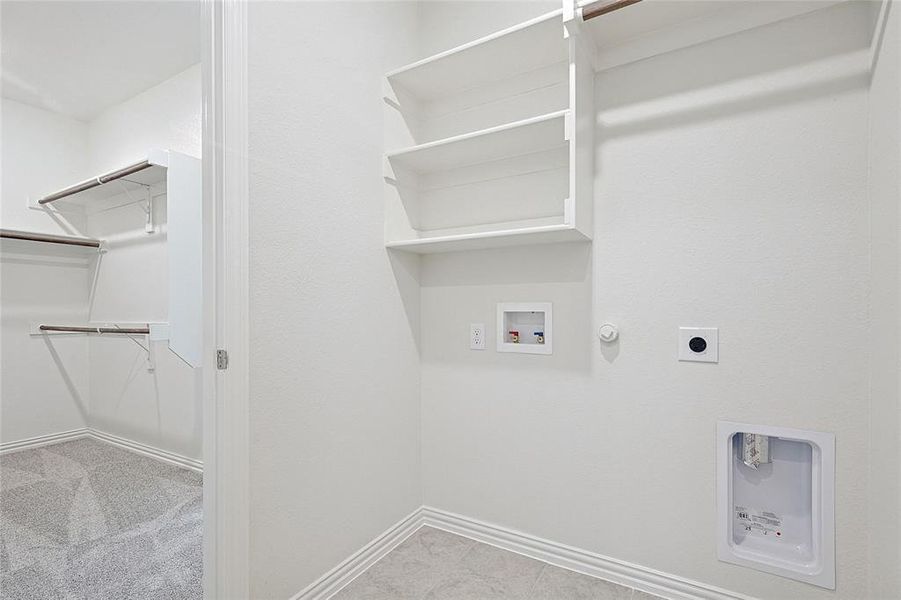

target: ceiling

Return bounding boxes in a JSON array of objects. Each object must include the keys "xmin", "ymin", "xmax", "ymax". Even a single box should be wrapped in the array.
[{"xmin": 1, "ymin": 1, "xmax": 201, "ymax": 122}]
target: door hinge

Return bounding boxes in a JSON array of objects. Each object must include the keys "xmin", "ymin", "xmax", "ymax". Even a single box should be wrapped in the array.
[{"xmin": 216, "ymin": 349, "xmax": 229, "ymax": 370}]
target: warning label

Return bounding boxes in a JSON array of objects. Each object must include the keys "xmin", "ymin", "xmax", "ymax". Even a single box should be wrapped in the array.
[{"xmin": 734, "ymin": 505, "xmax": 783, "ymax": 538}]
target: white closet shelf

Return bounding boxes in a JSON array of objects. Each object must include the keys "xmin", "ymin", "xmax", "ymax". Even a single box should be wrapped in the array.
[
  {"xmin": 386, "ymin": 9, "xmax": 567, "ymax": 102},
  {"xmin": 387, "ymin": 110, "xmax": 568, "ymax": 174},
  {"xmin": 31, "ymin": 149, "xmax": 169, "ymax": 212},
  {"xmin": 386, "ymin": 223, "xmax": 590, "ymax": 254},
  {"xmin": 580, "ymin": 0, "xmax": 846, "ymax": 71}
]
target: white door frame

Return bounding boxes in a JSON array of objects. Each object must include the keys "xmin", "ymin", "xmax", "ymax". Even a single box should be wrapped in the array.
[{"xmin": 202, "ymin": 1, "xmax": 250, "ymax": 598}]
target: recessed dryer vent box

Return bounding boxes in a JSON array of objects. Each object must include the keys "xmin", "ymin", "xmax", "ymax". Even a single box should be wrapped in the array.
[
  {"xmin": 716, "ymin": 421, "xmax": 835, "ymax": 589},
  {"xmin": 497, "ymin": 303, "xmax": 552, "ymax": 355}
]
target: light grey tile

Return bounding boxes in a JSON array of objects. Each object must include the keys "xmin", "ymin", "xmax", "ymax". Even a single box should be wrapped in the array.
[
  {"xmin": 399, "ymin": 527, "xmax": 477, "ymax": 564},
  {"xmin": 334, "ymin": 528, "xmax": 476, "ymax": 599},
  {"xmin": 424, "ymin": 542, "xmax": 546, "ymax": 599},
  {"xmin": 631, "ymin": 590, "xmax": 667, "ymax": 600},
  {"xmin": 332, "ymin": 571, "xmax": 418, "ymax": 600},
  {"xmin": 529, "ymin": 564, "xmax": 632, "ymax": 599}
]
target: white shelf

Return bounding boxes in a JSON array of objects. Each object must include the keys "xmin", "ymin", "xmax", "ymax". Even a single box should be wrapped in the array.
[
  {"xmin": 30, "ymin": 149, "xmax": 169, "ymax": 213},
  {"xmin": 580, "ymin": 0, "xmax": 845, "ymax": 72},
  {"xmin": 386, "ymin": 10, "xmax": 566, "ymax": 102},
  {"xmin": 386, "ymin": 224, "xmax": 590, "ymax": 254},
  {"xmin": 387, "ymin": 111, "xmax": 568, "ymax": 174}
]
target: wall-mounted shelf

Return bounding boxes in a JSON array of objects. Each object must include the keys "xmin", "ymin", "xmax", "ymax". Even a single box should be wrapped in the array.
[
  {"xmin": 578, "ymin": 0, "xmax": 846, "ymax": 72},
  {"xmin": 383, "ymin": 7, "xmax": 593, "ymax": 254},
  {"xmin": 385, "ymin": 223, "xmax": 589, "ymax": 254},
  {"xmin": 26, "ymin": 149, "xmax": 203, "ymax": 368},
  {"xmin": 386, "ymin": 10, "xmax": 566, "ymax": 104},
  {"xmin": 386, "ymin": 111, "xmax": 568, "ymax": 175},
  {"xmin": 29, "ymin": 149, "xmax": 169, "ymax": 215}
]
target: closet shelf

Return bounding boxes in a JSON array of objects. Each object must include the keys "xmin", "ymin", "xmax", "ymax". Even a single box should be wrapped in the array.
[
  {"xmin": 387, "ymin": 110, "xmax": 568, "ymax": 174},
  {"xmin": 385, "ymin": 9, "xmax": 566, "ymax": 102},
  {"xmin": 37, "ymin": 324, "xmax": 150, "ymax": 335},
  {"xmin": 1, "ymin": 228, "xmax": 102, "ymax": 252},
  {"xmin": 386, "ymin": 223, "xmax": 590, "ymax": 254},
  {"xmin": 579, "ymin": 0, "xmax": 844, "ymax": 71},
  {"xmin": 31, "ymin": 149, "xmax": 169, "ymax": 212}
]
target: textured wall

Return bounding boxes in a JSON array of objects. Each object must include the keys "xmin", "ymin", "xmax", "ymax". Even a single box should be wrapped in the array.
[
  {"xmin": 866, "ymin": 1, "xmax": 901, "ymax": 597},
  {"xmin": 1, "ymin": 99, "xmax": 92, "ymax": 443},
  {"xmin": 85, "ymin": 64, "xmax": 203, "ymax": 460},
  {"xmin": 420, "ymin": 3, "xmax": 878, "ymax": 599},
  {"xmin": 0, "ymin": 65, "xmax": 202, "ymax": 461},
  {"xmin": 247, "ymin": 2, "xmax": 422, "ymax": 597}
]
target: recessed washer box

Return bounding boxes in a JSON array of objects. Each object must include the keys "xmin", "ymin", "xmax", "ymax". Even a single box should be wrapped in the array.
[
  {"xmin": 716, "ymin": 421, "xmax": 835, "ymax": 589},
  {"xmin": 496, "ymin": 302, "xmax": 552, "ymax": 354}
]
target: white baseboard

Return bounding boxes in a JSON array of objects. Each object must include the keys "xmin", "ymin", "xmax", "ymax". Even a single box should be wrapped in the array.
[
  {"xmin": 0, "ymin": 427, "xmax": 202, "ymax": 473},
  {"xmin": 293, "ymin": 506, "xmax": 753, "ymax": 600},
  {"xmin": 0, "ymin": 428, "xmax": 90, "ymax": 454},
  {"xmin": 290, "ymin": 508, "xmax": 423, "ymax": 600},
  {"xmin": 88, "ymin": 429, "xmax": 203, "ymax": 473},
  {"xmin": 421, "ymin": 507, "xmax": 755, "ymax": 600}
]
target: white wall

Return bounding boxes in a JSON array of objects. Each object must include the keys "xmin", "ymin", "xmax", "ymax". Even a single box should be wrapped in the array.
[
  {"xmin": 247, "ymin": 2, "xmax": 422, "ymax": 597},
  {"xmin": 85, "ymin": 64, "xmax": 203, "ymax": 460},
  {"xmin": 416, "ymin": 0, "xmax": 558, "ymax": 56},
  {"xmin": 420, "ymin": 3, "xmax": 878, "ymax": 599},
  {"xmin": 88, "ymin": 64, "xmax": 201, "ymax": 174},
  {"xmin": 0, "ymin": 99, "xmax": 92, "ymax": 443},
  {"xmin": 866, "ymin": 1, "xmax": 900, "ymax": 598},
  {"xmin": 0, "ymin": 65, "xmax": 202, "ymax": 460},
  {"xmin": 0, "ymin": 99, "xmax": 89, "ymax": 234}
]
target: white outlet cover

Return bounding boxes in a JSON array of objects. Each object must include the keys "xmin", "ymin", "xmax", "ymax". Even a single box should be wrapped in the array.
[
  {"xmin": 470, "ymin": 323, "xmax": 486, "ymax": 350},
  {"xmin": 679, "ymin": 327, "xmax": 718, "ymax": 363}
]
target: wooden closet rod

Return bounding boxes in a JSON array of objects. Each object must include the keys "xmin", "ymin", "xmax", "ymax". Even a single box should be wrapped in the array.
[
  {"xmin": 37, "ymin": 159, "xmax": 153, "ymax": 205},
  {"xmin": 581, "ymin": 0, "xmax": 643, "ymax": 21},
  {"xmin": 39, "ymin": 325, "xmax": 150, "ymax": 335},
  {"xmin": 0, "ymin": 229, "xmax": 102, "ymax": 248}
]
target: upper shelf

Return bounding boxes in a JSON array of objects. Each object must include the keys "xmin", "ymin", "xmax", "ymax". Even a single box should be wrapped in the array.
[
  {"xmin": 387, "ymin": 110, "xmax": 568, "ymax": 175},
  {"xmin": 579, "ymin": 0, "xmax": 846, "ymax": 71},
  {"xmin": 32, "ymin": 149, "xmax": 169, "ymax": 212},
  {"xmin": 386, "ymin": 10, "xmax": 567, "ymax": 102}
]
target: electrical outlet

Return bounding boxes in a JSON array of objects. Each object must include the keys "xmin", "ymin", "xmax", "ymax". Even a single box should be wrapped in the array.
[{"xmin": 470, "ymin": 323, "xmax": 486, "ymax": 350}]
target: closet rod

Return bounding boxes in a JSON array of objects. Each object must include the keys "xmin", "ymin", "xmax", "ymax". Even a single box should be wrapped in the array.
[
  {"xmin": 39, "ymin": 325, "xmax": 150, "ymax": 335},
  {"xmin": 0, "ymin": 229, "xmax": 102, "ymax": 248},
  {"xmin": 581, "ymin": 0, "xmax": 643, "ymax": 21},
  {"xmin": 37, "ymin": 160, "xmax": 153, "ymax": 205}
]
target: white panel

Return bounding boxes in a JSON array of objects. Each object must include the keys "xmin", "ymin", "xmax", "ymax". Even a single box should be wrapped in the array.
[
  {"xmin": 716, "ymin": 421, "xmax": 835, "ymax": 589},
  {"xmin": 167, "ymin": 150, "xmax": 202, "ymax": 367}
]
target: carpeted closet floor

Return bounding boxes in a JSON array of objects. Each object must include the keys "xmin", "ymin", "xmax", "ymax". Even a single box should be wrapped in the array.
[{"xmin": 0, "ymin": 438, "xmax": 202, "ymax": 599}]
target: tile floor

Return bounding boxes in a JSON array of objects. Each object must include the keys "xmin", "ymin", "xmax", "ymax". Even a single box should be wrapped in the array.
[
  {"xmin": 332, "ymin": 526, "xmax": 666, "ymax": 599},
  {"xmin": 0, "ymin": 438, "xmax": 202, "ymax": 599}
]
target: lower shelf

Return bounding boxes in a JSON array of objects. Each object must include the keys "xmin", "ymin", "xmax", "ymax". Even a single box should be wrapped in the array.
[{"xmin": 385, "ymin": 224, "xmax": 590, "ymax": 254}]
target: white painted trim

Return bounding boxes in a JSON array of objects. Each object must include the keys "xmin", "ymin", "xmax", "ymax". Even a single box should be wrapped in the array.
[
  {"xmin": 0, "ymin": 428, "xmax": 202, "ymax": 474},
  {"xmin": 202, "ymin": 0, "xmax": 250, "ymax": 598},
  {"xmin": 291, "ymin": 509, "xmax": 423, "ymax": 600},
  {"xmin": 288, "ymin": 506, "xmax": 753, "ymax": 600},
  {"xmin": 421, "ymin": 507, "xmax": 756, "ymax": 600},
  {"xmin": 0, "ymin": 428, "xmax": 90, "ymax": 454},
  {"xmin": 88, "ymin": 429, "xmax": 203, "ymax": 473}
]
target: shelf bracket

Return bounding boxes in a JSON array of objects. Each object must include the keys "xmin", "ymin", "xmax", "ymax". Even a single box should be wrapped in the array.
[{"xmin": 115, "ymin": 180, "xmax": 155, "ymax": 234}]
